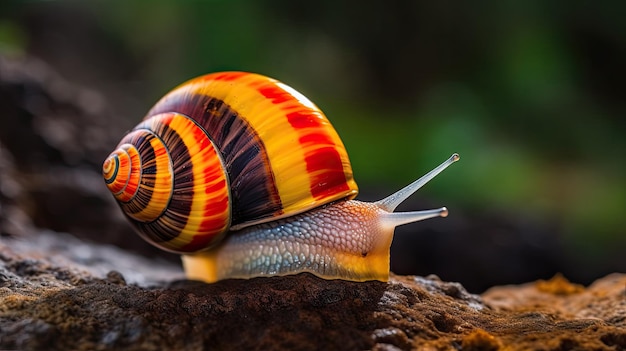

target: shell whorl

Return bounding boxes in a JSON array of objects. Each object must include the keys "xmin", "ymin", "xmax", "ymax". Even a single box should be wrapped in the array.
[
  {"xmin": 103, "ymin": 72, "xmax": 358, "ymax": 253},
  {"xmin": 104, "ymin": 113, "xmax": 231, "ymax": 252}
]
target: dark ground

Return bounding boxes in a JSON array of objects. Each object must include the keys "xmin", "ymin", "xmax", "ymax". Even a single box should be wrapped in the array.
[{"xmin": 1, "ymin": 230, "xmax": 624, "ymax": 351}]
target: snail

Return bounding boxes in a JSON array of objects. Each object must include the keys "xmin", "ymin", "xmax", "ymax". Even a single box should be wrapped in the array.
[{"xmin": 102, "ymin": 72, "xmax": 458, "ymax": 283}]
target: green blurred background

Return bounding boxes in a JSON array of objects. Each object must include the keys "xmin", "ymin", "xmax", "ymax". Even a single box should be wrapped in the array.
[{"xmin": 1, "ymin": 0, "xmax": 624, "ymax": 292}]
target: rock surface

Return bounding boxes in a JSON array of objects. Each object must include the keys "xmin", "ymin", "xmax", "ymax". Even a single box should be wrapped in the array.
[{"xmin": 0, "ymin": 231, "xmax": 624, "ymax": 351}]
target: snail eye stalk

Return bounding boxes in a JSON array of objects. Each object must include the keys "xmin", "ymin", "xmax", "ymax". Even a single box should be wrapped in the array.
[{"xmin": 376, "ymin": 153, "xmax": 459, "ymax": 229}]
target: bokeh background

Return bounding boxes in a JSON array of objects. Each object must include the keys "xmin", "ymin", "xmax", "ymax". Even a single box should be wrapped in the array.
[{"xmin": 1, "ymin": 1, "xmax": 624, "ymax": 292}]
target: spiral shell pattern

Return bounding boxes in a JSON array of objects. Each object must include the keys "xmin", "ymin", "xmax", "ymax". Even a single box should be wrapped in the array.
[{"xmin": 103, "ymin": 72, "xmax": 358, "ymax": 253}]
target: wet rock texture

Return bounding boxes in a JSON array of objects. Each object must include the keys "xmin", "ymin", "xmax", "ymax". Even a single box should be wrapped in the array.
[{"xmin": 0, "ymin": 232, "xmax": 624, "ymax": 351}]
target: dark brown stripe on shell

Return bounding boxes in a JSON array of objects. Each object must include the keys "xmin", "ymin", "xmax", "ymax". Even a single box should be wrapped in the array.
[
  {"xmin": 132, "ymin": 121, "xmax": 193, "ymax": 243},
  {"xmin": 147, "ymin": 92, "xmax": 283, "ymax": 226}
]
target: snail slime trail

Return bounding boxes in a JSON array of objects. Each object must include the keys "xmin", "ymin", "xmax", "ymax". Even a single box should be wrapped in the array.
[{"xmin": 103, "ymin": 72, "xmax": 459, "ymax": 283}]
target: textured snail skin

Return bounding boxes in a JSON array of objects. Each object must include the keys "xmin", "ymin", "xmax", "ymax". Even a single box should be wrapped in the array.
[{"xmin": 183, "ymin": 200, "xmax": 394, "ymax": 283}]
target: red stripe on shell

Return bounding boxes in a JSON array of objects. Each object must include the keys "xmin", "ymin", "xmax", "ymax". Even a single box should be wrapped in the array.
[
  {"xmin": 203, "ymin": 71, "xmax": 248, "ymax": 82},
  {"xmin": 300, "ymin": 137, "xmax": 350, "ymax": 200},
  {"xmin": 258, "ymin": 85, "xmax": 293, "ymax": 105},
  {"xmin": 117, "ymin": 146, "xmax": 141, "ymax": 202},
  {"xmin": 258, "ymin": 84, "xmax": 351, "ymax": 201},
  {"xmin": 286, "ymin": 111, "xmax": 350, "ymax": 200}
]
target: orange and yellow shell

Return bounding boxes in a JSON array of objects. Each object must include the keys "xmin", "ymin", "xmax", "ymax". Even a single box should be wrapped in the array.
[{"xmin": 102, "ymin": 72, "xmax": 358, "ymax": 253}]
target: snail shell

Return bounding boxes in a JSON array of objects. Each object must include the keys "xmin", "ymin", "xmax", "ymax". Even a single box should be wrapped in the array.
[
  {"xmin": 103, "ymin": 72, "xmax": 458, "ymax": 282},
  {"xmin": 103, "ymin": 72, "xmax": 357, "ymax": 253}
]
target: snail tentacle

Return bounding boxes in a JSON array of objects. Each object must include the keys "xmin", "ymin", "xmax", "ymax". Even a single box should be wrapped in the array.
[
  {"xmin": 375, "ymin": 153, "xmax": 459, "ymax": 212},
  {"xmin": 380, "ymin": 207, "xmax": 448, "ymax": 231}
]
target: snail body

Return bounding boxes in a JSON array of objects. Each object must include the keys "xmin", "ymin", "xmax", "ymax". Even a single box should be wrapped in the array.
[{"xmin": 103, "ymin": 72, "xmax": 458, "ymax": 283}]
